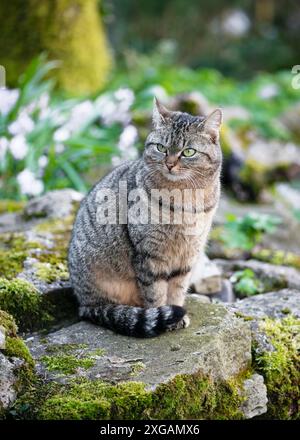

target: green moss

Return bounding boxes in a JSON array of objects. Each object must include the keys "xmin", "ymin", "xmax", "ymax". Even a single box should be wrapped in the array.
[
  {"xmin": 0, "ymin": 232, "xmax": 47, "ymax": 280},
  {"xmin": 130, "ymin": 362, "xmax": 145, "ymax": 377},
  {"xmin": 40, "ymin": 354, "xmax": 95, "ymax": 375},
  {"xmin": 0, "ymin": 214, "xmax": 74, "ymax": 284},
  {"xmin": 45, "ymin": 343, "xmax": 88, "ymax": 355},
  {"xmin": 34, "ymin": 369, "xmax": 247, "ymax": 420},
  {"xmin": 252, "ymin": 248, "xmax": 300, "ymax": 270},
  {"xmin": 0, "ymin": 309, "xmax": 17, "ymax": 336},
  {"xmin": 151, "ymin": 372, "xmax": 245, "ymax": 420},
  {"xmin": 0, "ymin": 234, "xmax": 28, "ymax": 279},
  {"xmin": 0, "ymin": 309, "xmax": 36, "ymax": 419},
  {"xmin": 34, "ymin": 262, "xmax": 69, "ymax": 283},
  {"xmin": 89, "ymin": 348, "xmax": 105, "ymax": 357},
  {"xmin": 0, "ymin": 213, "xmax": 79, "ymax": 331},
  {"xmin": 0, "ymin": 200, "xmax": 25, "ymax": 215},
  {"xmin": 0, "ymin": 277, "xmax": 52, "ymax": 331},
  {"xmin": 253, "ymin": 316, "xmax": 300, "ymax": 419},
  {"xmin": 5, "ymin": 336, "xmax": 34, "ymax": 367},
  {"xmin": 40, "ymin": 344, "xmax": 107, "ymax": 375},
  {"xmin": 234, "ymin": 312, "xmax": 254, "ymax": 321}
]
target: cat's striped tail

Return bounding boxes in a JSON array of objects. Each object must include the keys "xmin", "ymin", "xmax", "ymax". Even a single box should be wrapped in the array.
[{"xmin": 79, "ymin": 304, "xmax": 186, "ymax": 338}]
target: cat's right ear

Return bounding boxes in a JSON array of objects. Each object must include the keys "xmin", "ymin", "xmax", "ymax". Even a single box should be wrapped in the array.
[{"xmin": 152, "ymin": 97, "xmax": 171, "ymax": 129}]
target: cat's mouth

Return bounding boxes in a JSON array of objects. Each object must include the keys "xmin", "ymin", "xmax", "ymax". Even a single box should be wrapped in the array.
[{"xmin": 162, "ymin": 167, "xmax": 184, "ymax": 181}]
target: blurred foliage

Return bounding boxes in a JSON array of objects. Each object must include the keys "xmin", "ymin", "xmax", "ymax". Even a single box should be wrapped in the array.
[
  {"xmin": 220, "ymin": 212, "xmax": 281, "ymax": 251},
  {"xmin": 0, "ymin": 56, "xmax": 120, "ymax": 198},
  {"xmin": 104, "ymin": 0, "xmax": 300, "ymax": 77},
  {"xmin": 110, "ymin": 43, "xmax": 300, "ymax": 140},
  {"xmin": 0, "ymin": 47, "xmax": 299, "ymax": 199},
  {"xmin": 230, "ymin": 268, "xmax": 263, "ymax": 297}
]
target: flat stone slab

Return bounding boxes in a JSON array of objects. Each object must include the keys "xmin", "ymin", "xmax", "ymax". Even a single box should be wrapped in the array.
[
  {"xmin": 231, "ymin": 289, "xmax": 300, "ymax": 319},
  {"xmin": 28, "ymin": 297, "xmax": 252, "ymax": 387},
  {"xmin": 216, "ymin": 259, "xmax": 300, "ymax": 290}
]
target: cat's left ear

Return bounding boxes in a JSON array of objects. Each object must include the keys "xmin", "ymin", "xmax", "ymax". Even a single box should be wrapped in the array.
[
  {"xmin": 199, "ymin": 109, "xmax": 223, "ymax": 142},
  {"xmin": 152, "ymin": 97, "xmax": 171, "ymax": 129}
]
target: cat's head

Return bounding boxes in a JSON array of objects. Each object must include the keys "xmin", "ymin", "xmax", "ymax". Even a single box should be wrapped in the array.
[{"xmin": 143, "ymin": 98, "xmax": 222, "ymax": 187}]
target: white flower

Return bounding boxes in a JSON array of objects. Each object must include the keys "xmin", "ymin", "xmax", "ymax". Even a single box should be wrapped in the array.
[
  {"xmin": 67, "ymin": 100, "xmax": 94, "ymax": 132},
  {"xmin": 0, "ymin": 89, "xmax": 19, "ymax": 116},
  {"xmin": 114, "ymin": 88, "xmax": 135, "ymax": 104},
  {"xmin": 38, "ymin": 93, "xmax": 50, "ymax": 111},
  {"xmin": 9, "ymin": 135, "xmax": 28, "ymax": 160},
  {"xmin": 53, "ymin": 126, "xmax": 70, "ymax": 142},
  {"xmin": 118, "ymin": 125, "xmax": 138, "ymax": 152},
  {"xmin": 258, "ymin": 84, "xmax": 279, "ymax": 100},
  {"xmin": 221, "ymin": 10, "xmax": 250, "ymax": 37},
  {"xmin": 95, "ymin": 88, "xmax": 135, "ymax": 126},
  {"xmin": 8, "ymin": 111, "xmax": 35, "ymax": 135},
  {"xmin": 0, "ymin": 137, "xmax": 9, "ymax": 161},
  {"xmin": 38, "ymin": 155, "xmax": 48, "ymax": 168},
  {"xmin": 17, "ymin": 169, "xmax": 44, "ymax": 196},
  {"xmin": 55, "ymin": 143, "xmax": 65, "ymax": 153}
]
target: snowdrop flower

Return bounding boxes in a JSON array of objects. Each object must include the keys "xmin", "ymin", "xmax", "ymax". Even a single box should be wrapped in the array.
[
  {"xmin": 221, "ymin": 10, "xmax": 250, "ymax": 37},
  {"xmin": 258, "ymin": 84, "xmax": 279, "ymax": 100},
  {"xmin": 55, "ymin": 143, "xmax": 65, "ymax": 153},
  {"xmin": 95, "ymin": 88, "xmax": 135, "ymax": 126},
  {"xmin": 118, "ymin": 125, "xmax": 138, "ymax": 152},
  {"xmin": 0, "ymin": 137, "xmax": 9, "ymax": 161},
  {"xmin": 0, "ymin": 89, "xmax": 19, "ymax": 116},
  {"xmin": 9, "ymin": 134, "xmax": 28, "ymax": 160},
  {"xmin": 114, "ymin": 88, "xmax": 135, "ymax": 104},
  {"xmin": 38, "ymin": 155, "xmax": 48, "ymax": 168},
  {"xmin": 95, "ymin": 95, "xmax": 118, "ymax": 125},
  {"xmin": 54, "ymin": 126, "xmax": 70, "ymax": 142},
  {"xmin": 8, "ymin": 110, "xmax": 35, "ymax": 135},
  {"xmin": 67, "ymin": 100, "xmax": 94, "ymax": 132},
  {"xmin": 17, "ymin": 169, "xmax": 44, "ymax": 196},
  {"xmin": 38, "ymin": 93, "xmax": 50, "ymax": 111}
]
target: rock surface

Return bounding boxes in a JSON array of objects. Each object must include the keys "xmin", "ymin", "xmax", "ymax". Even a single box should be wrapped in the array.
[
  {"xmin": 215, "ymin": 259, "xmax": 300, "ymax": 290},
  {"xmin": 0, "ymin": 189, "xmax": 299, "ymax": 419},
  {"xmin": 190, "ymin": 254, "xmax": 222, "ymax": 294},
  {"xmin": 240, "ymin": 374, "xmax": 268, "ymax": 419},
  {"xmin": 25, "ymin": 296, "xmax": 270, "ymax": 419},
  {"xmin": 24, "ymin": 189, "xmax": 83, "ymax": 220},
  {"xmin": 0, "ymin": 353, "xmax": 16, "ymax": 412},
  {"xmin": 0, "ymin": 326, "xmax": 5, "ymax": 349},
  {"xmin": 231, "ymin": 289, "xmax": 300, "ymax": 319},
  {"xmin": 28, "ymin": 297, "xmax": 252, "ymax": 385}
]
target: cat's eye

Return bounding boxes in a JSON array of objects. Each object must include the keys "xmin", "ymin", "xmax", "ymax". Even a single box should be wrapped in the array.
[
  {"xmin": 182, "ymin": 148, "xmax": 196, "ymax": 157},
  {"xmin": 156, "ymin": 144, "xmax": 168, "ymax": 154}
]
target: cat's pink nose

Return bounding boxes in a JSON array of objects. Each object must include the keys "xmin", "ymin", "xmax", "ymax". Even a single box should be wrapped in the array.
[{"xmin": 166, "ymin": 161, "xmax": 176, "ymax": 171}]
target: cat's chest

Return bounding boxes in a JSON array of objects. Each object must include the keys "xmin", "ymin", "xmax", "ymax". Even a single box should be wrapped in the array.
[{"xmin": 155, "ymin": 227, "xmax": 202, "ymax": 271}]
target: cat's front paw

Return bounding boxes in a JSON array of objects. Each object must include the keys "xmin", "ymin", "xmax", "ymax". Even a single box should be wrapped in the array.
[{"xmin": 168, "ymin": 314, "xmax": 190, "ymax": 331}]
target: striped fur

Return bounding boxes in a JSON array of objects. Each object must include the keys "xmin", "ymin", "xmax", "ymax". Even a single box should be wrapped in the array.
[
  {"xmin": 68, "ymin": 100, "xmax": 222, "ymax": 338},
  {"xmin": 80, "ymin": 304, "xmax": 186, "ymax": 337}
]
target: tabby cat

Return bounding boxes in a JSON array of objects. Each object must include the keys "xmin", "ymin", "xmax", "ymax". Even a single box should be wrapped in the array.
[{"xmin": 68, "ymin": 98, "xmax": 222, "ymax": 337}]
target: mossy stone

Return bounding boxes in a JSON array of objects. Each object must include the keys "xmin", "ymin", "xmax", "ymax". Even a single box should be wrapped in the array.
[
  {"xmin": 0, "ymin": 310, "xmax": 36, "ymax": 418},
  {"xmin": 0, "ymin": 278, "xmax": 53, "ymax": 332},
  {"xmin": 252, "ymin": 316, "xmax": 300, "ymax": 419}
]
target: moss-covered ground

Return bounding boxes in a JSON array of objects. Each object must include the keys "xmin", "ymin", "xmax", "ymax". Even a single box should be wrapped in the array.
[
  {"xmin": 0, "ymin": 310, "xmax": 35, "ymax": 419},
  {"xmin": 252, "ymin": 315, "xmax": 300, "ymax": 419}
]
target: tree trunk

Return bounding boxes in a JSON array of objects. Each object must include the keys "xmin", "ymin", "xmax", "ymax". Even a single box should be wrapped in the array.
[{"xmin": 0, "ymin": 0, "xmax": 111, "ymax": 95}]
